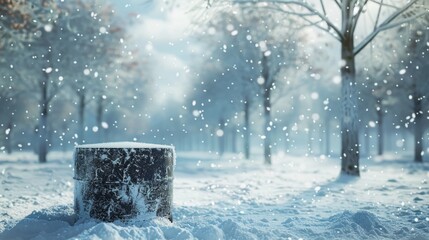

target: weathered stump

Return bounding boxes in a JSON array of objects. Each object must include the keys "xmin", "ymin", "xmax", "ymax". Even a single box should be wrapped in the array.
[{"xmin": 73, "ymin": 142, "xmax": 175, "ymax": 222}]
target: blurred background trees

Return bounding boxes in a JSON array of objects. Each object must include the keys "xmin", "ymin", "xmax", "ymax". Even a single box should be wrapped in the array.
[
  {"xmin": 0, "ymin": 0, "xmax": 428, "ymax": 169},
  {"xmin": 0, "ymin": 0, "xmax": 148, "ymax": 162}
]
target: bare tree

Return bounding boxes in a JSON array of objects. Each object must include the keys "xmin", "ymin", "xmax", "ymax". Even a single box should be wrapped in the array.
[
  {"xmin": 53, "ymin": 1, "xmax": 126, "ymax": 144},
  {"xmin": 210, "ymin": 0, "xmax": 428, "ymax": 175},
  {"xmin": 199, "ymin": 6, "xmax": 300, "ymax": 163},
  {"xmin": 0, "ymin": 0, "xmax": 57, "ymax": 50},
  {"xmin": 358, "ymin": 32, "xmax": 399, "ymax": 156},
  {"xmin": 33, "ymin": 28, "xmax": 64, "ymax": 163},
  {"xmin": 396, "ymin": 14, "xmax": 429, "ymax": 162},
  {"xmin": 190, "ymin": 9, "xmax": 258, "ymax": 156},
  {"xmin": 0, "ymin": 0, "xmax": 57, "ymax": 156},
  {"xmin": 0, "ymin": 62, "xmax": 21, "ymax": 154}
]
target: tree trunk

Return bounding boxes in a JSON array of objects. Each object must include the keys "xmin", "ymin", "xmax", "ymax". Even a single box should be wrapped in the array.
[
  {"xmin": 340, "ymin": 35, "xmax": 360, "ymax": 176},
  {"xmin": 325, "ymin": 114, "xmax": 331, "ymax": 156},
  {"xmin": 192, "ymin": 133, "xmax": 196, "ymax": 151},
  {"xmin": 37, "ymin": 63, "xmax": 51, "ymax": 163},
  {"xmin": 231, "ymin": 127, "xmax": 237, "ymax": 153},
  {"xmin": 263, "ymin": 91, "xmax": 272, "ymax": 165},
  {"xmin": 261, "ymin": 54, "xmax": 272, "ymax": 165},
  {"xmin": 244, "ymin": 98, "xmax": 250, "ymax": 159},
  {"xmin": 38, "ymin": 84, "xmax": 48, "ymax": 163},
  {"xmin": 96, "ymin": 95, "xmax": 104, "ymax": 142},
  {"xmin": 318, "ymin": 123, "xmax": 323, "ymax": 155},
  {"xmin": 210, "ymin": 131, "xmax": 216, "ymax": 152},
  {"xmin": 401, "ymin": 130, "xmax": 408, "ymax": 151},
  {"xmin": 203, "ymin": 128, "xmax": 210, "ymax": 151},
  {"xmin": 308, "ymin": 123, "xmax": 313, "ymax": 154},
  {"xmin": 5, "ymin": 121, "xmax": 13, "ymax": 154},
  {"xmin": 376, "ymin": 103, "xmax": 383, "ymax": 156},
  {"xmin": 284, "ymin": 125, "xmax": 290, "ymax": 153},
  {"xmin": 198, "ymin": 130, "xmax": 203, "ymax": 151},
  {"xmin": 414, "ymin": 93, "xmax": 423, "ymax": 162},
  {"xmin": 61, "ymin": 121, "xmax": 67, "ymax": 152},
  {"xmin": 188, "ymin": 134, "xmax": 193, "ymax": 151},
  {"xmin": 78, "ymin": 93, "xmax": 86, "ymax": 144},
  {"xmin": 364, "ymin": 126, "xmax": 370, "ymax": 156},
  {"xmin": 218, "ymin": 118, "xmax": 225, "ymax": 156},
  {"xmin": 38, "ymin": 114, "xmax": 48, "ymax": 163}
]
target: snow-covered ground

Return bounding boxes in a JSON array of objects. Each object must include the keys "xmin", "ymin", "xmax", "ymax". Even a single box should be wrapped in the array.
[{"xmin": 0, "ymin": 150, "xmax": 428, "ymax": 239}]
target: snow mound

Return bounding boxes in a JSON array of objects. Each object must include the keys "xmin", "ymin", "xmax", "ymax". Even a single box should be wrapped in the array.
[
  {"xmin": 1, "ymin": 152, "xmax": 429, "ymax": 240},
  {"xmin": 327, "ymin": 210, "xmax": 388, "ymax": 238},
  {"xmin": 76, "ymin": 142, "xmax": 174, "ymax": 149},
  {"xmin": 72, "ymin": 222, "xmax": 174, "ymax": 240},
  {"xmin": 219, "ymin": 219, "xmax": 258, "ymax": 239},
  {"xmin": 0, "ymin": 205, "xmax": 75, "ymax": 240},
  {"xmin": 0, "ymin": 205, "xmax": 194, "ymax": 240},
  {"xmin": 193, "ymin": 225, "xmax": 224, "ymax": 240},
  {"xmin": 0, "ymin": 205, "xmax": 280, "ymax": 240}
]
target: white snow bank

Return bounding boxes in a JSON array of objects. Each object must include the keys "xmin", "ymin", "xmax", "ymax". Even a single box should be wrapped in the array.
[
  {"xmin": 76, "ymin": 142, "xmax": 174, "ymax": 149},
  {"xmin": 3, "ymin": 207, "xmax": 422, "ymax": 240},
  {"xmin": 1, "ymin": 151, "xmax": 428, "ymax": 239},
  {"xmin": 326, "ymin": 211, "xmax": 388, "ymax": 237},
  {"xmin": 0, "ymin": 205, "xmax": 193, "ymax": 240}
]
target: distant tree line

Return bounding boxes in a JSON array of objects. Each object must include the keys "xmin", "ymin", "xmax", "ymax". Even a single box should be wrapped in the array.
[
  {"xmin": 0, "ymin": 0, "xmax": 148, "ymax": 162},
  {"xmin": 181, "ymin": 0, "xmax": 428, "ymax": 173}
]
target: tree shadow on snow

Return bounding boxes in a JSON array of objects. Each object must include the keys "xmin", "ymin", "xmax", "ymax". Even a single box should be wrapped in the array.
[
  {"xmin": 278, "ymin": 175, "xmax": 367, "ymax": 238},
  {"xmin": 291, "ymin": 173, "xmax": 359, "ymax": 202},
  {"xmin": 279, "ymin": 171, "xmax": 429, "ymax": 239},
  {"xmin": 0, "ymin": 205, "xmax": 77, "ymax": 240}
]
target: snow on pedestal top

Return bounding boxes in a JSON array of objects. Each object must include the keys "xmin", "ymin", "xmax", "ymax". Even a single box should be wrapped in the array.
[{"xmin": 76, "ymin": 141, "xmax": 174, "ymax": 149}]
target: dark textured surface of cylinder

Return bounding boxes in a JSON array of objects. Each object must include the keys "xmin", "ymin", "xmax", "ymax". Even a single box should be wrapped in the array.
[{"xmin": 73, "ymin": 142, "xmax": 175, "ymax": 222}]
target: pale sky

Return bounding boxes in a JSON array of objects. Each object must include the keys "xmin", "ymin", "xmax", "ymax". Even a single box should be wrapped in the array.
[
  {"xmin": 109, "ymin": 0, "xmax": 198, "ymax": 110},
  {"xmin": 106, "ymin": 0, "xmax": 398, "ymax": 112}
]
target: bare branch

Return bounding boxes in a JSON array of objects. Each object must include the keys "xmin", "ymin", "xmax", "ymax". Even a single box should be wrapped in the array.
[
  {"xmin": 334, "ymin": 0, "xmax": 341, "ymax": 9},
  {"xmin": 266, "ymin": 4, "xmax": 316, "ymax": 16},
  {"xmin": 319, "ymin": 0, "xmax": 331, "ymax": 31},
  {"xmin": 373, "ymin": 0, "xmax": 384, "ymax": 32},
  {"xmin": 319, "ymin": 0, "xmax": 327, "ymax": 17},
  {"xmin": 264, "ymin": 3, "xmax": 340, "ymax": 40},
  {"xmin": 354, "ymin": 0, "xmax": 423, "ymax": 55},
  {"xmin": 351, "ymin": 0, "xmax": 369, "ymax": 33},
  {"xmin": 233, "ymin": 0, "xmax": 344, "ymax": 41},
  {"xmin": 297, "ymin": 15, "xmax": 342, "ymax": 41},
  {"xmin": 369, "ymin": 0, "xmax": 400, "ymax": 10}
]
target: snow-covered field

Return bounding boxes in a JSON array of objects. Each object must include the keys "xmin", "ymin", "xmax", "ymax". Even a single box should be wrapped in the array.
[{"xmin": 0, "ymin": 150, "xmax": 428, "ymax": 240}]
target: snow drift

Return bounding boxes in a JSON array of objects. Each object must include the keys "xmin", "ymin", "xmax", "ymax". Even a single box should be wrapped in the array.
[{"xmin": 0, "ymin": 151, "xmax": 428, "ymax": 239}]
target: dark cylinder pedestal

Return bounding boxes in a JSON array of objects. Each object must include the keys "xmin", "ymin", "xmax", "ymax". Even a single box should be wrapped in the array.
[{"xmin": 73, "ymin": 142, "xmax": 175, "ymax": 222}]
